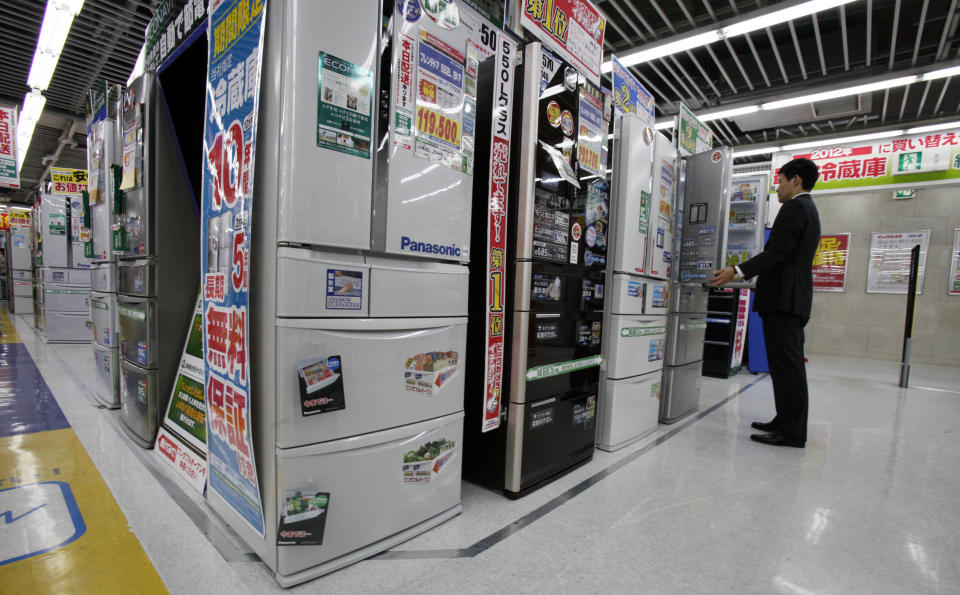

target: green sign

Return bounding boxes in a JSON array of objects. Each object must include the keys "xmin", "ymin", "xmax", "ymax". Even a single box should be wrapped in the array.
[
  {"xmin": 317, "ymin": 52, "xmax": 373, "ymax": 159},
  {"xmin": 91, "ymin": 299, "xmax": 109, "ymax": 310},
  {"xmin": 185, "ymin": 312, "xmax": 203, "ymax": 359},
  {"xmin": 166, "ymin": 373, "xmax": 206, "ymax": 444},
  {"xmin": 620, "ymin": 326, "xmax": 666, "ymax": 337},
  {"xmin": 680, "ymin": 322, "xmax": 708, "ymax": 331},
  {"xmin": 525, "ymin": 355, "xmax": 603, "ymax": 381}
]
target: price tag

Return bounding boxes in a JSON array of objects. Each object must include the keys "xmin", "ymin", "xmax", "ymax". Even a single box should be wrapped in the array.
[{"xmin": 416, "ymin": 105, "xmax": 461, "ymax": 148}]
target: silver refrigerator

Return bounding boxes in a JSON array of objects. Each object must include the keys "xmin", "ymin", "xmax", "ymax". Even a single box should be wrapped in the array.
[
  {"xmin": 208, "ymin": 0, "xmax": 501, "ymax": 586},
  {"xmin": 116, "ymin": 73, "xmax": 200, "ymax": 447},
  {"xmin": 661, "ymin": 147, "xmax": 732, "ymax": 423}
]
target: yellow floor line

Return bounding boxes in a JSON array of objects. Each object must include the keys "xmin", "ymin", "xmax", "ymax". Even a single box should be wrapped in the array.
[{"xmin": 0, "ymin": 307, "xmax": 22, "ymax": 344}]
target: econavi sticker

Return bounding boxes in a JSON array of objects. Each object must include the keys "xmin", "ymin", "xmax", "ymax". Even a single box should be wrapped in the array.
[{"xmin": 0, "ymin": 481, "xmax": 86, "ymax": 566}]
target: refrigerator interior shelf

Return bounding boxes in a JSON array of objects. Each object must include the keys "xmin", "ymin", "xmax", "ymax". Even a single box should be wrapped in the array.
[
  {"xmin": 729, "ymin": 200, "xmax": 758, "ymax": 206},
  {"xmin": 729, "ymin": 223, "xmax": 758, "ymax": 230}
]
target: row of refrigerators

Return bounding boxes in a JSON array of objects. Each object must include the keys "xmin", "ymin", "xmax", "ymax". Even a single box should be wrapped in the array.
[{"xmin": 19, "ymin": 0, "xmax": 771, "ymax": 586}]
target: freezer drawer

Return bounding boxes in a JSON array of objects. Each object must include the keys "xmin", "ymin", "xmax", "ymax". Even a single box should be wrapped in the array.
[
  {"xmin": 44, "ymin": 285, "xmax": 90, "ymax": 312},
  {"xmin": 117, "ymin": 297, "xmax": 158, "ymax": 368},
  {"xmin": 506, "ymin": 391, "xmax": 597, "ymax": 493},
  {"xmin": 90, "ymin": 291, "xmax": 118, "ymax": 348},
  {"xmin": 91, "ymin": 264, "xmax": 117, "ymax": 292},
  {"xmin": 660, "ymin": 361, "xmax": 702, "ymax": 424},
  {"xmin": 665, "ymin": 313, "xmax": 707, "ymax": 367},
  {"xmin": 13, "ymin": 280, "xmax": 33, "ymax": 297},
  {"xmin": 597, "ymin": 372, "xmax": 662, "ymax": 452},
  {"xmin": 516, "ymin": 262, "xmax": 605, "ymax": 313},
  {"xmin": 518, "ymin": 312, "xmax": 603, "ymax": 403},
  {"xmin": 11, "ymin": 269, "xmax": 32, "ymax": 281},
  {"xmin": 92, "ymin": 343, "xmax": 120, "ymax": 409},
  {"xmin": 119, "ymin": 360, "xmax": 161, "ymax": 446},
  {"xmin": 605, "ymin": 314, "xmax": 667, "ymax": 380},
  {"xmin": 118, "ymin": 259, "xmax": 155, "ymax": 296},
  {"xmin": 44, "ymin": 311, "xmax": 91, "ymax": 343},
  {"xmin": 275, "ymin": 317, "xmax": 467, "ymax": 448},
  {"xmin": 671, "ymin": 284, "xmax": 708, "ymax": 314},
  {"xmin": 275, "ymin": 412, "xmax": 463, "ymax": 576},
  {"xmin": 42, "ymin": 267, "xmax": 91, "ymax": 285},
  {"xmin": 276, "ymin": 247, "xmax": 368, "ymax": 317},
  {"xmin": 367, "ymin": 256, "xmax": 469, "ymax": 317}
]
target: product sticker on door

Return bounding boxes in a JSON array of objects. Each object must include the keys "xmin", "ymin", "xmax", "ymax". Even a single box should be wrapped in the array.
[
  {"xmin": 317, "ymin": 52, "xmax": 374, "ymax": 159},
  {"xmin": 297, "ymin": 356, "xmax": 346, "ymax": 416},
  {"xmin": 403, "ymin": 351, "xmax": 460, "ymax": 394},
  {"xmin": 277, "ymin": 491, "xmax": 330, "ymax": 546},
  {"xmin": 325, "ymin": 269, "xmax": 363, "ymax": 311},
  {"xmin": 572, "ymin": 396, "xmax": 596, "ymax": 429},
  {"xmin": 648, "ymin": 337, "xmax": 665, "ymax": 361},
  {"xmin": 402, "ymin": 439, "xmax": 456, "ymax": 483}
]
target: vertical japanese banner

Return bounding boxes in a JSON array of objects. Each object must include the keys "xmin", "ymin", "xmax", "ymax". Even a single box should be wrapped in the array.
[
  {"xmin": 950, "ymin": 229, "xmax": 960, "ymax": 296},
  {"xmin": 201, "ymin": 0, "xmax": 267, "ymax": 536},
  {"xmin": 0, "ymin": 105, "xmax": 18, "ymax": 189},
  {"xmin": 482, "ymin": 35, "xmax": 516, "ymax": 433},
  {"xmin": 730, "ymin": 289, "xmax": 750, "ymax": 369},
  {"xmin": 812, "ymin": 233, "xmax": 850, "ymax": 292}
]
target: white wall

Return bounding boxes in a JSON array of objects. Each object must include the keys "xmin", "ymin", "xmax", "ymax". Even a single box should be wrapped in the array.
[{"xmin": 804, "ymin": 186, "xmax": 960, "ymax": 367}]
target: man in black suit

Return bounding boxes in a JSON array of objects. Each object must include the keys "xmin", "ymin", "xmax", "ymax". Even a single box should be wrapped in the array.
[{"xmin": 709, "ymin": 157, "xmax": 821, "ymax": 448}]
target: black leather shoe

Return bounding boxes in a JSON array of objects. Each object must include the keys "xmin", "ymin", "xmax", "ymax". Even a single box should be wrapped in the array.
[
  {"xmin": 751, "ymin": 420, "xmax": 780, "ymax": 432},
  {"xmin": 750, "ymin": 432, "xmax": 805, "ymax": 448}
]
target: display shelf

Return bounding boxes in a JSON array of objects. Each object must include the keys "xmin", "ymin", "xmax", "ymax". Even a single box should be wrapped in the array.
[{"xmin": 729, "ymin": 222, "xmax": 757, "ymax": 230}]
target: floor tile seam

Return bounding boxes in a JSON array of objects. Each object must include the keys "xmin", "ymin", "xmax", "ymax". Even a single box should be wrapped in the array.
[{"xmin": 376, "ymin": 374, "xmax": 770, "ymax": 561}]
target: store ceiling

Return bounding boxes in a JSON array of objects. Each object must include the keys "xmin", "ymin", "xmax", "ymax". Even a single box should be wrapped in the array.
[{"xmin": 0, "ymin": 0, "xmax": 957, "ymax": 202}]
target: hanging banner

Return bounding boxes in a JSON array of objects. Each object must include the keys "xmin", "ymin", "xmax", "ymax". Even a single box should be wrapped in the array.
[
  {"xmin": 867, "ymin": 231, "xmax": 930, "ymax": 294},
  {"xmin": 482, "ymin": 34, "xmax": 516, "ymax": 433},
  {"xmin": 949, "ymin": 228, "xmax": 960, "ymax": 296},
  {"xmin": 772, "ymin": 129, "xmax": 960, "ymax": 194},
  {"xmin": 155, "ymin": 295, "xmax": 208, "ymax": 493},
  {"xmin": 201, "ymin": 0, "xmax": 266, "ymax": 536},
  {"xmin": 0, "ymin": 105, "xmax": 18, "ymax": 189},
  {"xmin": 676, "ymin": 103, "xmax": 712, "ymax": 157},
  {"xmin": 610, "ymin": 55, "xmax": 654, "ymax": 126},
  {"xmin": 50, "ymin": 168, "xmax": 89, "ymax": 197},
  {"xmin": 520, "ymin": 0, "xmax": 606, "ymax": 86},
  {"xmin": 812, "ymin": 233, "xmax": 850, "ymax": 292},
  {"xmin": 730, "ymin": 289, "xmax": 750, "ymax": 370}
]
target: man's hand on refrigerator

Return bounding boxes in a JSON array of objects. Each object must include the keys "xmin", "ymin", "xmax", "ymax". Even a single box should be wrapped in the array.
[{"xmin": 709, "ymin": 266, "xmax": 737, "ymax": 287}]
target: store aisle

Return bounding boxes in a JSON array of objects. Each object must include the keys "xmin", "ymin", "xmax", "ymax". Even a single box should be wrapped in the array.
[
  {"xmin": 0, "ymin": 308, "xmax": 166, "ymax": 594},
  {"xmin": 3, "ymin": 305, "xmax": 960, "ymax": 594}
]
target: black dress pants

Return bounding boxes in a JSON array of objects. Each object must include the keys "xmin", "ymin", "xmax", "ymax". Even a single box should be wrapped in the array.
[{"xmin": 760, "ymin": 311, "xmax": 808, "ymax": 443}]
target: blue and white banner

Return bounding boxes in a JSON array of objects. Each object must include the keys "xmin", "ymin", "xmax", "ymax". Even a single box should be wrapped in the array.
[
  {"xmin": 201, "ymin": 0, "xmax": 267, "ymax": 536},
  {"xmin": 611, "ymin": 55, "xmax": 654, "ymax": 127}
]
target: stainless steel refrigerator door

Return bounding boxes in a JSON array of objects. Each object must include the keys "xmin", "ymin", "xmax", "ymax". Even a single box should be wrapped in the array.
[
  {"xmin": 670, "ymin": 284, "xmax": 708, "ymax": 314},
  {"xmin": 117, "ymin": 297, "xmax": 158, "ymax": 368},
  {"xmin": 665, "ymin": 312, "xmax": 708, "ymax": 367},
  {"xmin": 660, "ymin": 360, "xmax": 703, "ymax": 424},
  {"xmin": 274, "ymin": 412, "xmax": 463, "ymax": 577},
  {"xmin": 274, "ymin": 0, "xmax": 376, "ymax": 251},
  {"xmin": 610, "ymin": 115, "xmax": 654, "ymax": 276},
  {"xmin": 275, "ymin": 317, "xmax": 467, "ymax": 448},
  {"xmin": 90, "ymin": 118, "xmax": 117, "ymax": 263},
  {"xmin": 676, "ymin": 147, "xmax": 732, "ymax": 284},
  {"xmin": 93, "ymin": 343, "xmax": 121, "ymax": 409},
  {"xmin": 120, "ymin": 74, "xmax": 153, "ymax": 258},
  {"xmin": 90, "ymin": 291, "xmax": 118, "ymax": 349},
  {"xmin": 119, "ymin": 359, "xmax": 160, "ymax": 446}
]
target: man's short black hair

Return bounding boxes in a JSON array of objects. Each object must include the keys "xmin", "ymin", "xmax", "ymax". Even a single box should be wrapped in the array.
[{"xmin": 779, "ymin": 157, "xmax": 819, "ymax": 191}]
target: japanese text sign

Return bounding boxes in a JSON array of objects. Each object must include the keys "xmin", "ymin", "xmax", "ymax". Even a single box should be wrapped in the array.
[
  {"xmin": 520, "ymin": 0, "xmax": 605, "ymax": 85},
  {"xmin": 812, "ymin": 233, "xmax": 850, "ymax": 292},
  {"xmin": 201, "ymin": 0, "xmax": 266, "ymax": 536},
  {"xmin": 0, "ymin": 105, "xmax": 18, "ymax": 189},
  {"xmin": 49, "ymin": 168, "xmax": 88, "ymax": 197},
  {"xmin": 610, "ymin": 55, "xmax": 654, "ymax": 126}
]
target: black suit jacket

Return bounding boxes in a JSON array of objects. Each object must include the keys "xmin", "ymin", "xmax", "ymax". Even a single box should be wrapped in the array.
[{"xmin": 738, "ymin": 193, "xmax": 821, "ymax": 319}]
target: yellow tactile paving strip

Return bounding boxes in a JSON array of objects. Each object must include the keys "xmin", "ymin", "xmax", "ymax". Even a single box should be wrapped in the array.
[{"xmin": 0, "ymin": 308, "xmax": 22, "ymax": 344}]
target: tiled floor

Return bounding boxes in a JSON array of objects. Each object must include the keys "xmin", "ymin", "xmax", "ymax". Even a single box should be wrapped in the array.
[{"xmin": 4, "ymin": 306, "xmax": 960, "ymax": 594}]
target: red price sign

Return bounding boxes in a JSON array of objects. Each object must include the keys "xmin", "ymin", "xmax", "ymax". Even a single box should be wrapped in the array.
[{"xmin": 416, "ymin": 106, "xmax": 461, "ymax": 147}]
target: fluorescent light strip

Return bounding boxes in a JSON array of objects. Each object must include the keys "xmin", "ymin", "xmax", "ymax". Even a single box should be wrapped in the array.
[
  {"xmin": 905, "ymin": 120, "xmax": 960, "ymax": 134},
  {"xmin": 602, "ymin": 0, "xmax": 855, "ymax": 71},
  {"xmin": 781, "ymin": 129, "xmax": 904, "ymax": 151},
  {"xmin": 762, "ymin": 75, "xmax": 919, "ymax": 110},
  {"xmin": 17, "ymin": 91, "xmax": 47, "ymax": 172},
  {"xmin": 27, "ymin": 0, "xmax": 85, "ymax": 91},
  {"xmin": 699, "ymin": 105, "xmax": 760, "ymax": 122},
  {"xmin": 732, "ymin": 146, "xmax": 778, "ymax": 158}
]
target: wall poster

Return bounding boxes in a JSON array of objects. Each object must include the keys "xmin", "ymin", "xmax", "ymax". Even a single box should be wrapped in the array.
[
  {"xmin": 201, "ymin": 0, "xmax": 267, "ymax": 536},
  {"xmin": 866, "ymin": 231, "xmax": 930, "ymax": 294},
  {"xmin": 812, "ymin": 233, "xmax": 850, "ymax": 292}
]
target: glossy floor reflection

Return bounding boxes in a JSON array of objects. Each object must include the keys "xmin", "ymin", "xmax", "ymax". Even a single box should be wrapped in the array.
[{"xmin": 6, "ymin": 307, "xmax": 960, "ymax": 594}]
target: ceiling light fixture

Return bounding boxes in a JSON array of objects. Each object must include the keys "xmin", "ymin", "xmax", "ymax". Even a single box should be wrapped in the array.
[
  {"xmin": 762, "ymin": 75, "xmax": 919, "ymax": 110},
  {"xmin": 27, "ymin": 0, "xmax": 85, "ymax": 91},
  {"xmin": 17, "ymin": 91, "xmax": 47, "ymax": 173},
  {"xmin": 699, "ymin": 105, "xmax": 761, "ymax": 122},
  {"xmin": 731, "ymin": 146, "xmax": 779, "ymax": 158},
  {"xmin": 781, "ymin": 129, "xmax": 904, "ymax": 151},
  {"xmin": 602, "ymin": 0, "xmax": 855, "ymax": 72},
  {"xmin": 905, "ymin": 120, "xmax": 960, "ymax": 134}
]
